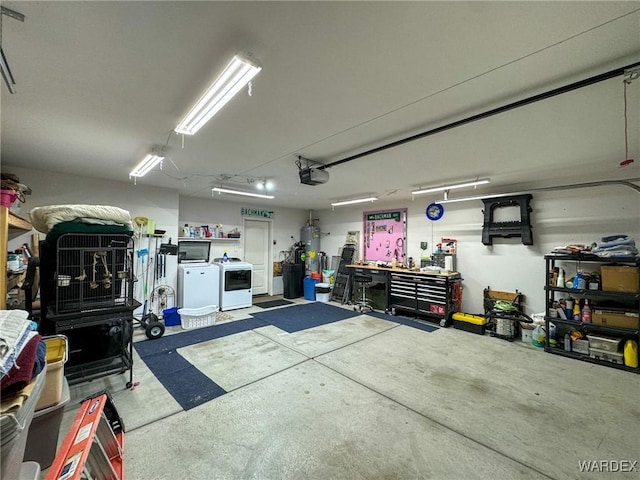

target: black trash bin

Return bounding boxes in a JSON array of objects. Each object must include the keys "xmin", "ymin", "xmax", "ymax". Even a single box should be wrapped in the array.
[{"xmin": 283, "ymin": 263, "xmax": 304, "ymax": 299}]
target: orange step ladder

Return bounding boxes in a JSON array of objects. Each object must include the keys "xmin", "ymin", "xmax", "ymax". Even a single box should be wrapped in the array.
[{"xmin": 46, "ymin": 391, "xmax": 124, "ymax": 480}]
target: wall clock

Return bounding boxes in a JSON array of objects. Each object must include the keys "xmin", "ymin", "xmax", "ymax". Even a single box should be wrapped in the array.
[{"xmin": 426, "ymin": 202, "xmax": 444, "ymax": 221}]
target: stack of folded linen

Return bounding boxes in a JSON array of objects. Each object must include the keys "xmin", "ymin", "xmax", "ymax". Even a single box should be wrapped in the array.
[
  {"xmin": 0, "ymin": 311, "xmax": 45, "ymax": 403},
  {"xmin": 592, "ymin": 234, "xmax": 638, "ymax": 258},
  {"xmin": 551, "ymin": 244, "xmax": 590, "ymax": 255}
]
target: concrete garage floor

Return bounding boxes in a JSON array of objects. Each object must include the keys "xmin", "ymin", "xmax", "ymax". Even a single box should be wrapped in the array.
[{"xmin": 53, "ymin": 299, "xmax": 639, "ymax": 480}]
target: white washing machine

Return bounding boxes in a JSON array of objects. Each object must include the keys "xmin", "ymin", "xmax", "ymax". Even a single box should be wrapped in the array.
[
  {"xmin": 212, "ymin": 258, "xmax": 253, "ymax": 311},
  {"xmin": 177, "ymin": 262, "xmax": 220, "ymax": 309},
  {"xmin": 177, "ymin": 240, "xmax": 220, "ymax": 309}
]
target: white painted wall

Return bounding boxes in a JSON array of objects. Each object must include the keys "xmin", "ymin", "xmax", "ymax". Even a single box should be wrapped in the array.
[
  {"xmin": 178, "ymin": 195, "xmax": 308, "ymax": 263},
  {"xmin": 317, "ymin": 184, "xmax": 640, "ymax": 315},
  {"xmin": 4, "ymin": 165, "xmax": 311, "ymax": 303},
  {"xmin": 5, "ymin": 166, "xmax": 638, "ymax": 314}
]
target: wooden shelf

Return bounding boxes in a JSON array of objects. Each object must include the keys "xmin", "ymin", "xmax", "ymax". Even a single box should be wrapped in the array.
[
  {"xmin": 177, "ymin": 236, "xmax": 241, "ymax": 242},
  {"xmin": 1, "ymin": 207, "xmax": 33, "ymax": 310}
]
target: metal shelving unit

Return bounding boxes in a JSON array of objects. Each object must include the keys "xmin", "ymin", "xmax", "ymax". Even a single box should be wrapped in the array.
[{"xmin": 544, "ymin": 253, "xmax": 639, "ymax": 373}]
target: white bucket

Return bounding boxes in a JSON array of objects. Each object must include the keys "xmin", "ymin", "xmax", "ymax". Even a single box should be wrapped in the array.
[
  {"xmin": 315, "ymin": 282, "xmax": 332, "ymax": 303},
  {"xmin": 316, "ymin": 292, "xmax": 331, "ymax": 303}
]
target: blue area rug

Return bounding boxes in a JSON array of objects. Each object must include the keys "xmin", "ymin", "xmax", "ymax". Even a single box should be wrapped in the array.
[
  {"xmin": 367, "ymin": 311, "xmax": 439, "ymax": 333},
  {"xmin": 134, "ymin": 317, "xmax": 267, "ymax": 410},
  {"xmin": 135, "ymin": 303, "xmax": 437, "ymax": 411},
  {"xmin": 249, "ymin": 301, "xmax": 361, "ymax": 333}
]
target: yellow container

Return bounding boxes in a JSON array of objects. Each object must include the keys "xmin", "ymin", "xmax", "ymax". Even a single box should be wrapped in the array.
[
  {"xmin": 452, "ymin": 312, "xmax": 487, "ymax": 325},
  {"xmin": 452, "ymin": 312, "xmax": 487, "ymax": 335},
  {"xmin": 35, "ymin": 336, "xmax": 68, "ymax": 411},
  {"xmin": 624, "ymin": 340, "xmax": 638, "ymax": 368}
]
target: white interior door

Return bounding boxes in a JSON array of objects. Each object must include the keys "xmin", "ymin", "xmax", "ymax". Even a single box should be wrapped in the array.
[{"xmin": 244, "ymin": 219, "xmax": 270, "ymax": 295}]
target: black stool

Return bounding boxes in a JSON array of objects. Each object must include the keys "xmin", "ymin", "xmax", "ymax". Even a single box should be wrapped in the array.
[{"xmin": 353, "ymin": 274, "xmax": 373, "ymax": 313}]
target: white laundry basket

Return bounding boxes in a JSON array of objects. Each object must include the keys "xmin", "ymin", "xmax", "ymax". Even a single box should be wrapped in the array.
[{"xmin": 178, "ymin": 305, "xmax": 219, "ymax": 330}]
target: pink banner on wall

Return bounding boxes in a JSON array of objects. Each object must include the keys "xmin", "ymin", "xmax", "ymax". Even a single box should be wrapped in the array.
[{"xmin": 363, "ymin": 208, "xmax": 407, "ymax": 263}]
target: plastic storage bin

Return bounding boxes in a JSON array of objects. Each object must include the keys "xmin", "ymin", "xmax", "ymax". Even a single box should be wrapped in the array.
[
  {"xmin": 178, "ymin": 305, "xmax": 219, "ymax": 330},
  {"xmin": 586, "ymin": 334, "xmax": 622, "ymax": 353},
  {"xmin": 162, "ymin": 307, "xmax": 181, "ymax": 327},
  {"xmin": 589, "ymin": 347, "xmax": 624, "ymax": 364},
  {"xmin": 572, "ymin": 339, "xmax": 589, "ymax": 355},
  {"xmin": 35, "ymin": 335, "xmax": 67, "ymax": 411},
  {"xmin": 18, "ymin": 461, "xmax": 41, "ymax": 480},
  {"xmin": 1, "ymin": 365, "xmax": 47, "ymax": 480},
  {"xmin": 24, "ymin": 377, "xmax": 70, "ymax": 469}
]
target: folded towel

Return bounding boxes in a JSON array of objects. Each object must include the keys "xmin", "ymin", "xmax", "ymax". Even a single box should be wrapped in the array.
[
  {"xmin": 594, "ymin": 236, "xmax": 636, "ymax": 251},
  {"xmin": 0, "ymin": 334, "xmax": 42, "ymax": 396},
  {"xmin": 601, "ymin": 234, "xmax": 630, "ymax": 243}
]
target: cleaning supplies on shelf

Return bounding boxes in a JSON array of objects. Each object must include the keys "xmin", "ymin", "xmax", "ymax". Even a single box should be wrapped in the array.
[
  {"xmin": 565, "ymin": 298, "xmax": 574, "ymax": 319},
  {"xmin": 572, "ymin": 301, "xmax": 581, "ymax": 321},
  {"xmin": 581, "ymin": 299, "xmax": 592, "ymax": 323}
]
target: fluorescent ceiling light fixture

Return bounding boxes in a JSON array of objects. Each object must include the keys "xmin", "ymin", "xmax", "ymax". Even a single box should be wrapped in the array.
[
  {"xmin": 212, "ymin": 187, "xmax": 274, "ymax": 200},
  {"xmin": 130, "ymin": 154, "xmax": 164, "ymax": 177},
  {"xmin": 331, "ymin": 196, "xmax": 378, "ymax": 207},
  {"xmin": 435, "ymin": 190, "xmax": 532, "ymax": 204},
  {"xmin": 175, "ymin": 53, "xmax": 262, "ymax": 135},
  {"xmin": 412, "ymin": 178, "xmax": 490, "ymax": 195}
]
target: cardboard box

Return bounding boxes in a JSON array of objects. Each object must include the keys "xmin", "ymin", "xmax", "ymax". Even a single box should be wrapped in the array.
[
  {"xmin": 600, "ymin": 265, "xmax": 639, "ymax": 293},
  {"xmin": 592, "ymin": 309, "xmax": 639, "ymax": 330}
]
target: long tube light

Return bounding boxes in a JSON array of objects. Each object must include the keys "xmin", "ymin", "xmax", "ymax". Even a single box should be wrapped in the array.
[
  {"xmin": 175, "ymin": 53, "xmax": 261, "ymax": 135},
  {"xmin": 130, "ymin": 154, "xmax": 164, "ymax": 177},
  {"xmin": 212, "ymin": 187, "xmax": 274, "ymax": 200},
  {"xmin": 412, "ymin": 178, "xmax": 490, "ymax": 195},
  {"xmin": 331, "ymin": 196, "xmax": 378, "ymax": 207},
  {"xmin": 435, "ymin": 178, "xmax": 640, "ymax": 204}
]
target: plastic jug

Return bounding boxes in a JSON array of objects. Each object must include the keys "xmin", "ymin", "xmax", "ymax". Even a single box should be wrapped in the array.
[
  {"xmin": 624, "ymin": 340, "xmax": 638, "ymax": 368},
  {"xmin": 531, "ymin": 324, "xmax": 546, "ymax": 348}
]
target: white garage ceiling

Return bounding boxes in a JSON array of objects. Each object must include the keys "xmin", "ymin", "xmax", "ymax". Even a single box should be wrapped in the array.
[{"xmin": 1, "ymin": 1, "xmax": 639, "ymax": 209}]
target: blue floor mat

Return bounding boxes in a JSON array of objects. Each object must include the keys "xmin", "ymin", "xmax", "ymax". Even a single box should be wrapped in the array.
[
  {"xmin": 134, "ymin": 317, "xmax": 267, "ymax": 410},
  {"xmin": 367, "ymin": 311, "xmax": 439, "ymax": 333},
  {"xmin": 135, "ymin": 304, "xmax": 436, "ymax": 411},
  {"xmin": 135, "ymin": 317, "xmax": 268, "ymax": 359},
  {"xmin": 250, "ymin": 301, "xmax": 360, "ymax": 333}
]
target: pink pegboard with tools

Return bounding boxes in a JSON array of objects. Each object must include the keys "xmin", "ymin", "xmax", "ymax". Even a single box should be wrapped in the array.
[{"xmin": 363, "ymin": 208, "xmax": 407, "ymax": 263}]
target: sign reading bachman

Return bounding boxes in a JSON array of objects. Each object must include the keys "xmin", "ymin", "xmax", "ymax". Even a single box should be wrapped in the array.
[{"xmin": 241, "ymin": 208, "xmax": 274, "ymax": 219}]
